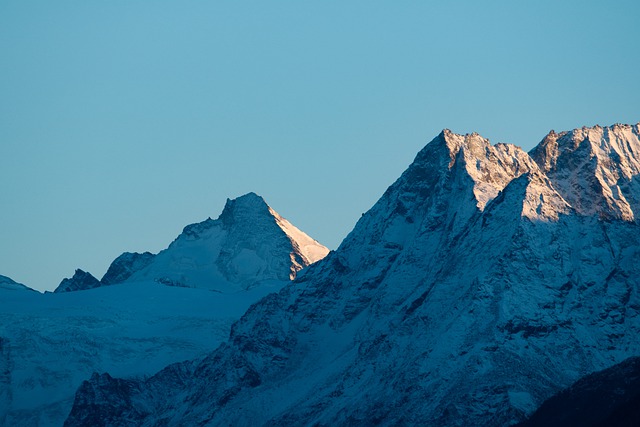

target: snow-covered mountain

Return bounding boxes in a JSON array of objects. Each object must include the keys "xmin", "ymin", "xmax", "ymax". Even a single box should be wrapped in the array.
[
  {"xmin": 65, "ymin": 123, "xmax": 640, "ymax": 426},
  {"xmin": 54, "ymin": 269, "xmax": 101, "ymax": 293},
  {"xmin": 54, "ymin": 192, "xmax": 328, "ymax": 293},
  {"xmin": 0, "ymin": 193, "xmax": 328, "ymax": 426},
  {"xmin": 121, "ymin": 191, "xmax": 328, "ymax": 292},
  {"xmin": 0, "ymin": 275, "xmax": 36, "ymax": 292}
]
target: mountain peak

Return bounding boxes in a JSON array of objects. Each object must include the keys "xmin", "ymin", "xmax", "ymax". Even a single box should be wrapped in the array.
[
  {"xmin": 117, "ymin": 192, "xmax": 329, "ymax": 290},
  {"xmin": 438, "ymin": 130, "xmax": 538, "ymax": 210},
  {"xmin": 219, "ymin": 192, "xmax": 271, "ymax": 227},
  {"xmin": 530, "ymin": 123, "xmax": 640, "ymax": 221},
  {"xmin": 54, "ymin": 269, "xmax": 101, "ymax": 293}
]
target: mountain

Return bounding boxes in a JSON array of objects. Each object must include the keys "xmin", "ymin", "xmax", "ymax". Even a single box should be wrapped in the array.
[
  {"xmin": 516, "ymin": 356, "xmax": 640, "ymax": 427},
  {"xmin": 54, "ymin": 269, "xmax": 101, "ymax": 293},
  {"xmin": 54, "ymin": 192, "xmax": 329, "ymax": 293},
  {"xmin": 0, "ymin": 275, "xmax": 36, "ymax": 292},
  {"xmin": 121, "ymin": 191, "xmax": 328, "ymax": 292},
  {"xmin": 65, "ymin": 123, "xmax": 640, "ymax": 426},
  {"xmin": 1, "ymin": 193, "xmax": 328, "ymax": 426}
]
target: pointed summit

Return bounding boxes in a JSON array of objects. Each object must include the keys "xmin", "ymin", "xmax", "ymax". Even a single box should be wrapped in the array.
[
  {"xmin": 340, "ymin": 129, "xmax": 538, "ymax": 266},
  {"xmin": 117, "ymin": 192, "xmax": 329, "ymax": 290},
  {"xmin": 54, "ymin": 269, "xmax": 101, "ymax": 293},
  {"xmin": 55, "ymin": 193, "xmax": 328, "ymax": 294}
]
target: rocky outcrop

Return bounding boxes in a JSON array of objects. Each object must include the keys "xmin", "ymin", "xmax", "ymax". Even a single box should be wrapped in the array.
[
  {"xmin": 54, "ymin": 269, "xmax": 101, "ymax": 293},
  {"xmin": 100, "ymin": 252, "xmax": 156, "ymax": 286}
]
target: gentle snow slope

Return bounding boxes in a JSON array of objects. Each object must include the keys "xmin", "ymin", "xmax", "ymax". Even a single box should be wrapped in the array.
[{"xmin": 0, "ymin": 281, "xmax": 285, "ymax": 426}]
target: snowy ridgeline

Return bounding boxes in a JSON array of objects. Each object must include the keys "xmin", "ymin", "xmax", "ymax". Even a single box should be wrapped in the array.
[
  {"xmin": 61, "ymin": 123, "xmax": 640, "ymax": 426},
  {"xmin": 0, "ymin": 193, "xmax": 328, "ymax": 426}
]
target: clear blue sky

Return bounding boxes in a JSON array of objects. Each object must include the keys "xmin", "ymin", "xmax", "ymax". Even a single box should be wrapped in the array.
[{"xmin": 1, "ymin": 1, "xmax": 638, "ymax": 292}]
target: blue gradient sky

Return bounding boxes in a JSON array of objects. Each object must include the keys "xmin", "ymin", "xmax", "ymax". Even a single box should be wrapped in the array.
[{"xmin": 1, "ymin": 1, "xmax": 639, "ymax": 291}]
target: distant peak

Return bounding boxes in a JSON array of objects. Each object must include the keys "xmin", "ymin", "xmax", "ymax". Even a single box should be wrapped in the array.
[{"xmin": 54, "ymin": 269, "xmax": 101, "ymax": 293}]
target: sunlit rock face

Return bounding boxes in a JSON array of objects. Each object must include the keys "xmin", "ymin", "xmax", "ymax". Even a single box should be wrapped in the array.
[{"xmin": 66, "ymin": 124, "xmax": 640, "ymax": 427}]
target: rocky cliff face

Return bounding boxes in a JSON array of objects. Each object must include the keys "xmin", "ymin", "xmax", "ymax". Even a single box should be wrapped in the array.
[{"xmin": 65, "ymin": 124, "xmax": 640, "ymax": 426}]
